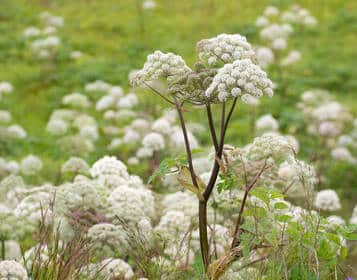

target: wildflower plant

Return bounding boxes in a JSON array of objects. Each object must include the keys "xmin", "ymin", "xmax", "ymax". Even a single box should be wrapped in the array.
[{"xmin": 131, "ymin": 34, "xmax": 355, "ymax": 278}]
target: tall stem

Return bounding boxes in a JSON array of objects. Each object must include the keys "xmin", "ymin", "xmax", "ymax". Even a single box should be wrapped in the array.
[
  {"xmin": 174, "ymin": 96, "xmax": 210, "ymax": 271},
  {"xmin": 206, "ymin": 103, "xmax": 219, "ymax": 152},
  {"xmin": 173, "ymin": 96, "xmax": 198, "ymax": 188},
  {"xmin": 204, "ymin": 98, "xmax": 237, "ymax": 200},
  {"xmin": 199, "ymin": 200, "xmax": 210, "ymax": 270},
  {"xmin": 1, "ymin": 239, "xmax": 5, "ymax": 260},
  {"xmin": 231, "ymin": 190, "xmax": 249, "ymax": 248}
]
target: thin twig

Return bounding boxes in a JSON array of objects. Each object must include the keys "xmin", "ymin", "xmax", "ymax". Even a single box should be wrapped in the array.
[
  {"xmin": 206, "ymin": 102, "xmax": 219, "ymax": 151},
  {"xmin": 143, "ymin": 81, "xmax": 175, "ymax": 105},
  {"xmin": 173, "ymin": 95, "xmax": 198, "ymax": 189},
  {"xmin": 231, "ymin": 159, "xmax": 268, "ymax": 248}
]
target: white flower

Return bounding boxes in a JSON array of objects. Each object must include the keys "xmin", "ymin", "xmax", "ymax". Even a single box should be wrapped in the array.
[
  {"xmin": 337, "ymin": 135, "xmax": 354, "ymax": 147},
  {"xmin": 6, "ymin": 125, "xmax": 27, "ymax": 139},
  {"xmin": 96, "ymin": 95, "xmax": 116, "ymax": 111},
  {"xmin": 154, "ymin": 210, "xmax": 191, "ymax": 239},
  {"xmin": 23, "ymin": 26, "xmax": 41, "ymax": 38},
  {"xmin": 314, "ymin": 189, "xmax": 341, "ymax": 211},
  {"xmin": 79, "ymin": 125, "xmax": 99, "ymax": 141},
  {"xmin": 264, "ymin": 6, "xmax": 279, "ymax": 17},
  {"xmin": 246, "ymin": 133, "xmax": 294, "ymax": 161},
  {"xmin": 108, "ymin": 86, "xmax": 124, "ymax": 97},
  {"xmin": 6, "ymin": 160, "xmax": 19, "ymax": 174},
  {"xmin": 70, "ymin": 50, "xmax": 82, "ymax": 59},
  {"xmin": 260, "ymin": 24, "xmax": 292, "ymax": 41},
  {"xmin": 108, "ymin": 138, "xmax": 123, "ymax": 150},
  {"xmin": 0, "ymin": 260, "xmax": 28, "ymax": 279},
  {"xmin": 128, "ymin": 157, "xmax": 139, "ymax": 165},
  {"xmin": 326, "ymin": 215, "xmax": 345, "ymax": 228},
  {"xmin": 0, "ymin": 81, "xmax": 13, "ymax": 94},
  {"xmin": 90, "ymin": 156, "xmax": 129, "ymax": 179},
  {"xmin": 61, "ymin": 157, "xmax": 89, "ymax": 174},
  {"xmin": 136, "ymin": 147, "xmax": 154, "ymax": 158},
  {"xmin": 117, "ymin": 93, "xmax": 138, "ymax": 109},
  {"xmin": 62, "ymin": 92, "xmax": 91, "ymax": 108},
  {"xmin": 131, "ymin": 51, "xmax": 191, "ymax": 87},
  {"xmin": 318, "ymin": 121, "xmax": 342, "ymax": 137},
  {"xmin": 255, "ymin": 16, "xmax": 269, "ymax": 27},
  {"xmin": 142, "ymin": 132, "xmax": 165, "ymax": 151},
  {"xmin": 101, "ymin": 258, "xmax": 134, "ymax": 279},
  {"xmin": 271, "ymin": 37, "xmax": 287, "ymax": 50},
  {"xmin": 0, "ymin": 240, "xmax": 21, "ymax": 260},
  {"xmin": 85, "ymin": 80, "xmax": 111, "ymax": 92},
  {"xmin": 143, "ymin": 0, "xmax": 156, "ymax": 9},
  {"xmin": 31, "ymin": 36, "xmax": 60, "ymax": 51},
  {"xmin": 123, "ymin": 129, "xmax": 140, "ymax": 144},
  {"xmin": 255, "ymin": 47, "xmax": 274, "ymax": 68},
  {"xmin": 46, "ymin": 119, "xmax": 68, "ymax": 135},
  {"xmin": 205, "ymin": 59, "xmax": 273, "ymax": 102},
  {"xmin": 20, "ymin": 155, "xmax": 43, "ymax": 175},
  {"xmin": 106, "ymin": 185, "xmax": 155, "ymax": 224},
  {"xmin": 88, "ymin": 223, "xmax": 126, "ymax": 248},
  {"xmin": 0, "ymin": 110, "xmax": 11, "ymax": 123},
  {"xmin": 278, "ymin": 159, "xmax": 317, "ymax": 197},
  {"xmin": 43, "ymin": 26, "xmax": 57, "ymax": 35},
  {"xmin": 256, "ymin": 114, "xmax": 279, "ymax": 133},
  {"xmin": 197, "ymin": 33, "xmax": 255, "ymax": 65},
  {"xmin": 281, "ymin": 50, "xmax": 301, "ymax": 66},
  {"xmin": 152, "ymin": 118, "xmax": 172, "ymax": 134},
  {"xmin": 170, "ymin": 127, "xmax": 199, "ymax": 149},
  {"xmin": 331, "ymin": 147, "xmax": 354, "ymax": 162},
  {"xmin": 40, "ymin": 12, "xmax": 64, "ymax": 27}
]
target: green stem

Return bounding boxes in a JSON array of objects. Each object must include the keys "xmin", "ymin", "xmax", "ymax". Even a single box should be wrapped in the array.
[{"xmin": 1, "ymin": 239, "xmax": 5, "ymax": 260}]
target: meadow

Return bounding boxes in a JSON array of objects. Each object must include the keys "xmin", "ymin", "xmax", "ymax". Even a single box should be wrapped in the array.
[{"xmin": 0, "ymin": 0, "xmax": 356, "ymax": 279}]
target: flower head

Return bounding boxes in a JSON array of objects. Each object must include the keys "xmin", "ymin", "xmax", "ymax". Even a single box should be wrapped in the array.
[{"xmin": 205, "ymin": 59, "xmax": 273, "ymax": 102}]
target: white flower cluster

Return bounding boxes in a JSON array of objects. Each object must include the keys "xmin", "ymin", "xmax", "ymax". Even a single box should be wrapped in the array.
[
  {"xmin": 23, "ymin": 12, "xmax": 65, "ymax": 59},
  {"xmin": 46, "ymin": 107, "xmax": 98, "ymax": 155},
  {"xmin": 256, "ymin": 4, "xmax": 317, "ymax": 28},
  {"xmin": 0, "ymin": 260, "xmax": 28, "ymax": 280},
  {"xmin": 62, "ymin": 92, "xmax": 91, "ymax": 108},
  {"xmin": 314, "ymin": 189, "xmax": 341, "ymax": 211},
  {"xmin": 20, "ymin": 155, "xmax": 43, "ymax": 175},
  {"xmin": 143, "ymin": 0, "xmax": 156, "ymax": 10},
  {"xmin": 107, "ymin": 110, "xmax": 199, "ymax": 162},
  {"xmin": 131, "ymin": 51, "xmax": 191, "ymax": 87},
  {"xmin": 278, "ymin": 159, "xmax": 317, "ymax": 197},
  {"xmin": 205, "ymin": 59, "xmax": 273, "ymax": 102},
  {"xmin": 245, "ymin": 132, "xmax": 294, "ymax": 161},
  {"xmin": 100, "ymin": 258, "xmax": 134, "ymax": 279},
  {"xmin": 254, "ymin": 4, "xmax": 315, "ymax": 67},
  {"xmin": 281, "ymin": 4, "xmax": 318, "ymax": 27},
  {"xmin": 0, "ymin": 81, "xmax": 13, "ymax": 99},
  {"xmin": 197, "ymin": 34, "xmax": 255, "ymax": 65},
  {"xmin": 61, "ymin": 156, "xmax": 89, "ymax": 174},
  {"xmin": 298, "ymin": 89, "xmax": 356, "ymax": 163},
  {"xmin": 255, "ymin": 46, "xmax": 274, "ymax": 68},
  {"xmin": 255, "ymin": 114, "xmax": 279, "ymax": 133},
  {"xmin": 90, "ymin": 156, "xmax": 129, "ymax": 179},
  {"xmin": 0, "ymin": 110, "xmax": 27, "ymax": 140}
]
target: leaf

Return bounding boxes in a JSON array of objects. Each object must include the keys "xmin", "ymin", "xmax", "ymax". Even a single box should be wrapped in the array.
[
  {"xmin": 148, "ymin": 154, "xmax": 188, "ymax": 183},
  {"xmin": 277, "ymin": 214, "xmax": 292, "ymax": 223},
  {"xmin": 337, "ymin": 224, "xmax": 357, "ymax": 241},
  {"xmin": 177, "ymin": 166, "xmax": 206, "ymax": 200},
  {"xmin": 216, "ymin": 172, "xmax": 236, "ymax": 193},
  {"xmin": 274, "ymin": 202, "xmax": 289, "ymax": 210}
]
